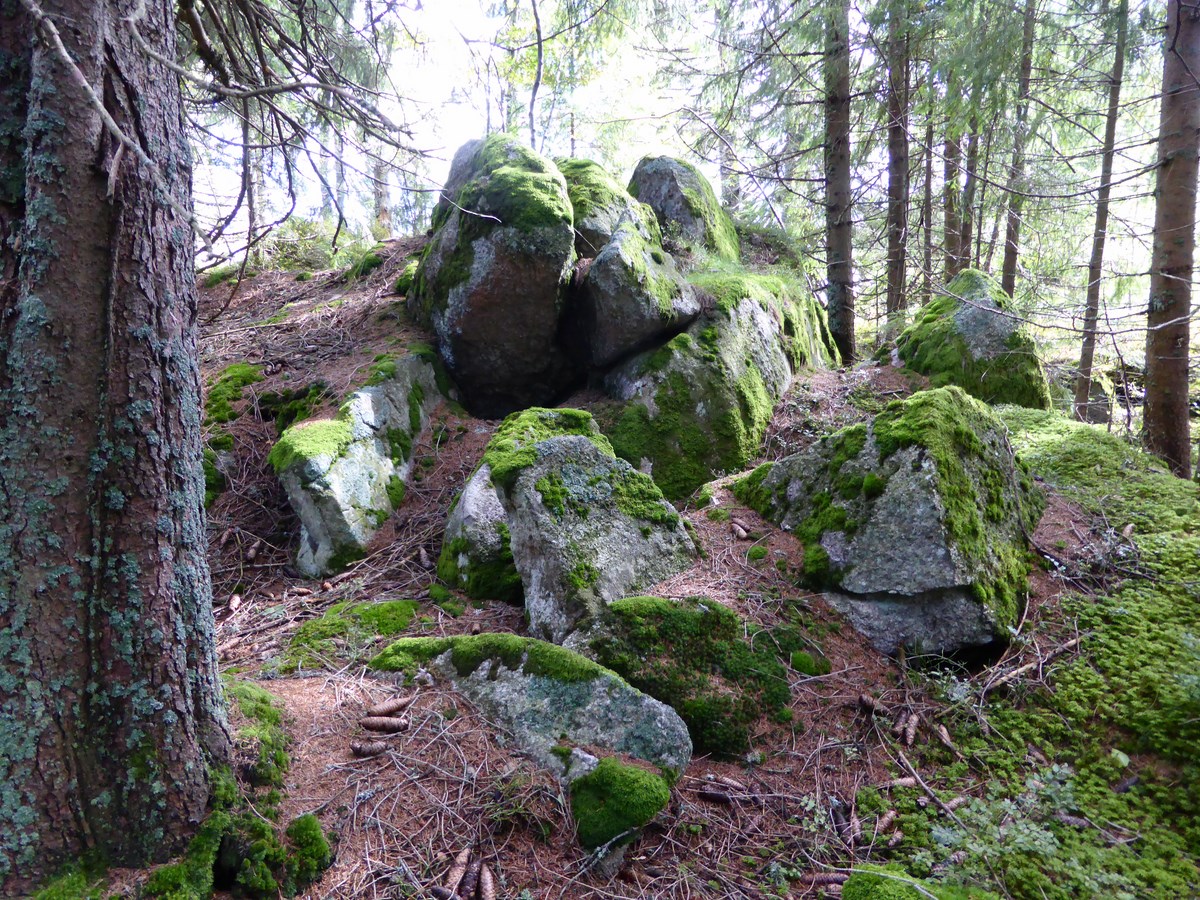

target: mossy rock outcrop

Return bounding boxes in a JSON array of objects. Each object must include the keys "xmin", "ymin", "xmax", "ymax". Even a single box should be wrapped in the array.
[
  {"xmin": 276, "ymin": 599, "xmax": 418, "ymax": 672},
  {"xmin": 628, "ymin": 156, "xmax": 739, "ymax": 262},
  {"xmin": 461, "ymin": 408, "xmax": 697, "ymax": 643},
  {"xmin": 370, "ymin": 634, "xmax": 686, "ymax": 850},
  {"xmin": 270, "ymin": 353, "xmax": 443, "ymax": 576},
  {"xmin": 566, "ymin": 204, "xmax": 701, "ymax": 368},
  {"xmin": 410, "ymin": 134, "xmax": 579, "ymax": 417},
  {"xmin": 602, "ymin": 271, "xmax": 839, "ymax": 499},
  {"xmin": 556, "ymin": 157, "xmax": 642, "ymax": 257},
  {"xmin": 894, "ymin": 269, "xmax": 1052, "ymax": 409},
  {"xmin": 589, "ymin": 596, "xmax": 796, "ymax": 757},
  {"xmin": 735, "ymin": 387, "xmax": 1043, "ymax": 655}
]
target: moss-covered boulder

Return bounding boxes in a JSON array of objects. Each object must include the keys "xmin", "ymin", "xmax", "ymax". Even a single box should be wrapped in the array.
[
  {"xmin": 276, "ymin": 599, "xmax": 418, "ymax": 672},
  {"xmin": 602, "ymin": 270, "xmax": 839, "ymax": 499},
  {"xmin": 735, "ymin": 387, "xmax": 1043, "ymax": 655},
  {"xmin": 589, "ymin": 597, "xmax": 795, "ymax": 757},
  {"xmin": 895, "ymin": 269, "xmax": 1052, "ymax": 409},
  {"xmin": 270, "ymin": 353, "xmax": 442, "ymax": 576},
  {"xmin": 567, "ymin": 204, "xmax": 701, "ymax": 368},
  {"xmin": 479, "ymin": 408, "xmax": 697, "ymax": 642},
  {"xmin": 436, "ymin": 464, "xmax": 523, "ymax": 603},
  {"xmin": 628, "ymin": 156, "xmax": 739, "ymax": 262},
  {"xmin": 556, "ymin": 157, "xmax": 641, "ymax": 257},
  {"xmin": 410, "ymin": 135, "xmax": 579, "ymax": 417}
]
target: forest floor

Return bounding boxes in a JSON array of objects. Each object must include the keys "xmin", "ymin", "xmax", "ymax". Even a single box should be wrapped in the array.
[{"xmin": 176, "ymin": 252, "xmax": 1175, "ymax": 900}]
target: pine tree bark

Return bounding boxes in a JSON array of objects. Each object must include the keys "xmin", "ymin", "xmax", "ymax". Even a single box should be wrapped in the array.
[
  {"xmin": 1143, "ymin": 0, "xmax": 1199, "ymax": 476},
  {"xmin": 958, "ymin": 118, "xmax": 981, "ymax": 270},
  {"xmin": 0, "ymin": 0, "xmax": 230, "ymax": 890},
  {"xmin": 824, "ymin": 0, "xmax": 855, "ymax": 363},
  {"xmin": 1074, "ymin": 0, "xmax": 1127, "ymax": 422},
  {"xmin": 884, "ymin": 0, "xmax": 910, "ymax": 338},
  {"xmin": 1000, "ymin": 0, "xmax": 1037, "ymax": 297},
  {"xmin": 943, "ymin": 133, "xmax": 962, "ymax": 280}
]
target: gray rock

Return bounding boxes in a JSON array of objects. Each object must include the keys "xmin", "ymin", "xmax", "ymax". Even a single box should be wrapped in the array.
[
  {"xmin": 573, "ymin": 208, "xmax": 700, "ymax": 367},
  {"xmin": 499, "ymin": 434, "xmax": 698, "ymax": 643},
  {"xmin": 436, "ymin": 464, "xmax": 523, "ymax": 603},
  {"xmin": 736, "ymin": 386, "xmax": 1044, "ymax": 655},
  {"xmin": 627, "ymin": 156, "xmax": 740, "ymax": 262},
  {"xmin": 271, "ymin": 354, "xmax": 442, "ymax": 576}
]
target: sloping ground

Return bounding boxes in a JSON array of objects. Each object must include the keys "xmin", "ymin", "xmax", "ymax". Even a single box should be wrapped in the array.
[{"xmin": 72, "ymin": 248, "xmax": 1198, "ymax": 899}]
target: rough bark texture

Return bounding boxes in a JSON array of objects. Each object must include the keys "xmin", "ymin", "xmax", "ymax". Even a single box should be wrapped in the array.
[
  {"xmin": 824, "ymin": 0, "xmax": 855, "ymax": 363},
  {"xmin": 1074, "ymin": 0, "xmax": 1127, "ymax": 421},
  {"xmin": 1000, "ymin": 0, "xmax": 1037, "ymax": 298},
  {"xmin": 884, "ymin": 0, "xmax": 910, "ymax": 337},
  {"xmin": 942, "ymin": 133, "xmax": 962, "ymax": 280},
  {"xmin": 1143, "ymin": 0, "xmax": 1199, "ymax": 476},
  {"xmin": 0, "ymin": 0, "xmax": 230, "ymax": 890}
]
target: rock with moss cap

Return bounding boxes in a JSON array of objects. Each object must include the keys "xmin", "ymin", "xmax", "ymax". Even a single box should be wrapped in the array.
[
  {"xmin": 477, "ymin": 408, "xmax": 697, "ymax": 642},
  {"xmin": 270, "ymin": 353, "xmax": 442, "ymax": 576},
  {"xmin": 602, "ymin": 270, "xmax": 839, "ymax": 499},
  {"xmin": 566, "ymin": 205, "xmax": 701, "ymax": 368},
  {"xmin": 734, "ymin": 387, "xmax": 1043, "ymax": 655},
  {"xmin": 436, "ymin": 464, "xmax": 523, "ymax": 603},
  {"xmin": 894, "ymin": 269, "xmax": 1052, "ymax": 409},
  {"xmin": 627, "ymin": 156, "xmax": 739, "ymax": 262},
  {"xmin": 556, "ymin": 157, "xmax": 642, "ymax": 257},
  {"xmin": 410, "ymin": 134, "xmax": 580, "ymax": 417}
]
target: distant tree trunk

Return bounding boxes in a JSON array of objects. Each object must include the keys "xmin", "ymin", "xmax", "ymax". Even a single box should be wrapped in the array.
[
  {"xmin": 373, "ymin": 158, "xmax": 392, "ymax": 239},
  {"xmin": 1143, "ymin": 0, "xmax": 1199, "ymax": 476},
  {"xmin": 884, "ymin": 0, "xmax": 910, "ymax": 337},
  {"xmin": 0, "ymin": 0, "xmax": 230, "ymax": 890},
  {"xmin": 824, "ymin": 0, "xmax": 855, "ymax": 363},
  {"xmin": 943, "ymin": 133, "xmax": 962, "ymax": 280},
  {"xmin": 921, "ymin": 86, "xmax": 934, "ymax": 304},
  {"xmin": 958, "ymin": 117, "xmax": 980, "ymax": 269},
  {"xmin": 973, "ymin": 122, "xmax": 994, "ymax": 268},
  {"xmin": 1074, "ymin": 0, "xmax": 1128, "ymax": 422},
  {"xmin": 720, "ymin": 130, "xmax": 742, "ymax": 210},
  {"xmin": 528, "ymin": 0, "xmax": 544, "ymax": 149},
  {"xmin": 1000, "ymin": 0, "xmax": 1037, "ymax": 297}
]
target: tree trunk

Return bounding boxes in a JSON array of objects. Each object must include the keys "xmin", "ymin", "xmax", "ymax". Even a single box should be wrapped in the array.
[
  {"xmin": 958, "ymin": 117, "xmax": 981, "ymax": 270},
  {"xmin": 0, "ymin": 0, "xmax": 230, "ymax": 890},
  {"xmin": 943, "ymin": 133, "xmax": 961, "ymax": 280},
  {"xmin": 1143, "ymin": 0, "xmax": 1199, "ymax": 476},
  {"xmin": 884, "ymin": 0, "xmax": 910, "ymax": 338},
  {"xmin": 921, "ymin": 83, "xmax": 934, "ymax": 305},
  {"xmin": 1000, "ymin": 0, "xmax": 1037, "ymax": 297},
  {"xmin": 528, "ymin": 0, "xmax": 544, "ymax": 149},
  {"xmin": 373, "ymin": 158, "xmax": 392, "ymax": 239},
  {"xmin": 1074, "ymin": 0, "xmax": 1128, "ymax": 422},
  {"xmin": 825, "ymin": 0, "xmax": 855, "ymax": 363}
]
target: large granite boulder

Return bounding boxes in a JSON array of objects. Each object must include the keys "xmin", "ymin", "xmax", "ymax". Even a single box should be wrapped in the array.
[
  {"xmin": 567, "ymin": 206, "xmax": 700, "ymax": 368},
  {"xmin": 734, "ymin": 387, "xmax": 1044, "ymax": 655},
  {"xmin": 444, "ymin": 408, "xmax": 698, "ymax": 643},
  {"xmin": 556, "ymin": 157, "xmax": 642, "ymax": 257},
  {"xmin": 628, "ymin": 156, "xmax": 740, "ymax": 262},
  {"xmin": 370, "ymin": 634, "xmax": 689, "ymax": 850},
  {"xmin": 410, "ymin": 135, "xmax": 579, "ymax": 416},
  {"xmin": 270, "ymin": 354, "xmax": 443, "ymax": 576},
  {"xmin": 602, "ymin": 271, "xmax": 839, "ymax": 499},
  {"xmin": 895, "ymin": 269, "xmax": 1052, "ymax": 409}
]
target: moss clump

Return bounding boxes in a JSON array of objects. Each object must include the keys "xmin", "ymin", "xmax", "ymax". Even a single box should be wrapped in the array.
[
  {"xmin": 203, "ymin": 447, "xmax": 225, "ymax": 508},
  {"xmin": 895, "ymin": 269, "xmax": 1051, "ymax": 410},
  {"xmin": 386, "ymin": 474, "xmax": 406, "ymax": 508},
  {"xmin": 569, "ymin": 757, "xmax": 671, "ymax": 849},
  {"xmin": 436, "ymin": 523, "xmax": 524, "ymax": 604},
  {"xmin": 268, "ymin": 418, "xmax": 353, "ymax": 476},
  {"xmin": 483, "ymin": 407, "xmax": 612, "ymax": 491},
  {"xmin": 224, "ymin": 679, "xmax": 290, "ymax": 787},
  {"xmin": 31, "ymin": 861, "xmax": 107, "ymax": 900},
  {"xmin": 201, "ymin": 261, "xmax": 244, "ymax": 288},
  {"xmin": 631, "ymin": 156, "xmax": 739, "ymax": 262},
  {"xmin": 278, "ymin": 600, "xmax": 418, "ymax": 672},
  {"xmin": 842, "ymin": 866, "xmax": 995, "ymax": 900},
  {"xmin": 446, "ymin": 134, "xmax": 573, "ymax": 235},
  {"xmin": 345, "ymin": 243, "xmax": 386, "ymax": 279},
  {"xmin": 205, "ymin": 362, "xmax": 264, "ymax": 425},
  {"xmin": 370, "ymin": 634, "xmax": 614, "ymax": 684},
  {"xmin": 141, "ymin": 810, "xmax": 229, "ymax": 898},
  {"xmin": 789, "ymin": 650, "xmax": 832, "ymax": 677},
  {"xmin": 556, "ymin": 157, "xmax": 629, "ymax": 229},
  {"xmin": 747, "ymin": 545, "xmax": 768, "ymax": 562},
  {"xmin": 589, "ymin": 597, "xmax": 792, "ymax": 756},
  {"xmin": 256, "ymin": 381, "xmax": 330, "ymax": 434},
  {"xmin": 395, "ymin": 259, "xmax": 419, "ymax": 294},
  {"xmin": 282, "ymin": 814, "xmax": 331, "ymax": 887}
]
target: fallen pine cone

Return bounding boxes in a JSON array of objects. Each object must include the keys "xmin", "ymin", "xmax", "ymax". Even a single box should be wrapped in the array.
[
  {"xmin": 366, "ymin": 695, "xmax": 415, "ymax": 717},
  {"xmin": 428, "ymin": 888, "xmax": 455, "ymax": 900},
  {"xmin": 458, "ymin": 854, "xmax": 483, "ymax": 899},
  {"xmin": 359, "ymin": 716, "xmax": 409, "ymax": 733},
  {"xmin": 479, "ymin": 864, "xmax": 496, "ymax": 900},
  {"xmin": 697, "ymin": 789, "xmax": 733, "ymax": 804},
  {"xmin": 859, "ymin": 693, "xmax": 890, "ymax": 716},
  {"xmin": 349, "ymin": 740, "xmax": 388, "ymax": 758},
  {"xmin": 874, "ymin": 809, "xmax": 898, "ymax": 835},
  {"xmin": 444, "ymin": 848, "xmax": 472, "ymax": 896},
  {"xmin": 887, "ymin": 829, "xmax": 905, "ymax": 848},
  {"xmin": 903, "ymin": 712, "xmax": 919, "ymax": 747},
  {"xmin": 716, "ymin": 775, "xmax": 749, "ymax": 792}
]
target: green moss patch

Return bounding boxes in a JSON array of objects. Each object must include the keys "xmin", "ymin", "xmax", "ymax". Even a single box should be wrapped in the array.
[
  {"xmin": 895, "ymin": 270, "xmax": 1051, "ymax": 409},
  {"xmin": 556, "ymin": 157, "xmax": 629, "ymax": 229},
  {"xmin": 224, "ymin": 679, "xmax": 290, "ymax": 787},
  {"xmin": 449, "ymin": 134, "xmax": 573, "ymax": 235},
  {"xmin": 278, "ymin": 600, "xmax": 418, "ymax": 672},
  {"xmin": 436, "ymin": 522, "xmax": 524, "ymax": 604},
  {"xmin": 589, "ymin": 597, "xmax": 792, "ymax": 756},
  {"xmin": 256, "ymin": 381, "xmax": 330, "ymax": 434},
  {"xmin": 268, "ymin": 417, "xmax": 353, "ymax": 476},
  {"xmin": 483, "ymin": 407, "xmax": 612, "ymax": 491},
  {"xmin": 371, "ymin": 633, "xmax": 613, "ymax": 684},
  {"xmin": 205, "ymin": 363, "xmax": 264, "ymax": 425},
  {"xmin": 569, "ymin": 757, "xmax": 671, "ymax": 849},
  {"xmin": 345, "ymin": 243, "xmax": 386, "ymax": 279},
  {"xmin": 203, "ymin": 447, "xmax": 225, "ymax": 509}
]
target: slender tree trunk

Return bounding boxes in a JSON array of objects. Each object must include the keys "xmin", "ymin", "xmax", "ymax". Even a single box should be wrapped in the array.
[
  {"xmin": 885, "ymin": 0, "xmax": 910, "ymax": 337},
  {"xmin": 958, "ymin": 117, "xmax": 981, "ymax": 269},
  {"xmin": 528, "ymin": 0, "xmax": 544, "ymax": 149},
  {"xmin": 1000, "ymin": 0, "xmax": 1038, "ymax": 297},
  {"xmin": 943, "ymin": 133, "xmax": 962, "ymax": 280},
  {"xmin": 1143, "ymin": 0, "xmax": 1199, "ymax": 476},
  {"xmin": 921, "ymin": 86, "xmax": 934, "ymax": 304},
  {"xmin": 825, "ymin": 0, "xmax": 855, "ymax": 363},
  {"xmin": 0, "ymin": 0, "xmax": 230, "ymax": 890},
  {"xmin": 373, "ymin": 158, "xmax": 392, "ymax": 239},
  {"xmin": 1074, "ymin": 0, "xmax": 1128, "ymax": 421},
  {"xmin": 974, "ymin": 121, "xmax": 994, "ymax": 268}
]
